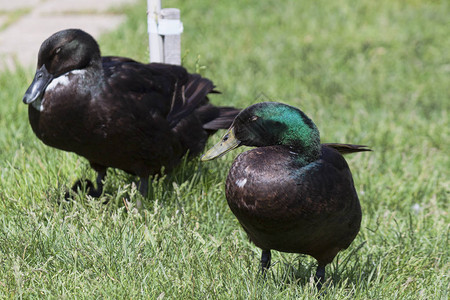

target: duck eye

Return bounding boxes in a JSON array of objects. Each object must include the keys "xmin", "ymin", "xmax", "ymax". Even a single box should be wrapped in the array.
[
  {"xmin": 55, "ymin": 47, "xmax": 61, "ymax": 54},
  {"xmin": 250, "ymin": 116, "xmax": 259, "ymax": 122}
]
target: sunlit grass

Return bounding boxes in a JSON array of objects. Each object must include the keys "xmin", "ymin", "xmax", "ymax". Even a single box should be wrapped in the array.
[{"xmin": 0, "ymin": 0, "xmax": 448, "ymax": 298}]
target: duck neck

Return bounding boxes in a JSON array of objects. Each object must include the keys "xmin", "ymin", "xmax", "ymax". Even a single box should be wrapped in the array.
[
  {"xmin": 253, "ymin": 102, "xmax": 321, "ymax": 165},
  {"xmin": 82, "ymin": 58, "xmax": 106, "ymax": 92},
  {"xmin": 273, "ymin": 111, "xmax": 321, "ymax": 165},
  {"xmin": 87, "ymin": 56, "xmax": 103, "ymax": 77},
  {"xmin": 286, "ymin": 131, "xmax": 321, "ymax": 166}
]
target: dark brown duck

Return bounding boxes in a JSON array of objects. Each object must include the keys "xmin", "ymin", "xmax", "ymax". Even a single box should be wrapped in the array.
[
  {"xmin": 202, "ymin": 102, "xmax": 371, "ymax": 289},
  {"xmin": 23, "ymin": 29, "xmax": 239, "ymax": 199}
]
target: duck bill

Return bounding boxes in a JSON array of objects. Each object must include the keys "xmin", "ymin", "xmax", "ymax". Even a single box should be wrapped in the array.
[
  {"xmin": 201, "ymin": 126, "xmax": 241, "ymax": 161},
  {"xmin": 23, "ymin": 65, "xmax": 53, "ymax": 104}
]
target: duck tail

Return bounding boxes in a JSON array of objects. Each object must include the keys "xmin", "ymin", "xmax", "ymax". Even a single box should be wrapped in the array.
[
  {"xmin": 200, "ymin": 105, "xmax": 241, "ymax": 131},
  {"xmin": 184, "ymin": 74, "xmax": 240, "ymax": 132},
  {"xmin": 323, "ymin": 143, "xmax": 372, "ymax": 154},
  {"xmin": 168, "ymin": 72, "xmax": 240, "ymax": 156},
  {"xmin": 184, "ymin": 74, "xmax": 220, "ymax": 104},
  {"xmin": 166, "ymin": 74, "xmax": 212, "ymax": 128}
]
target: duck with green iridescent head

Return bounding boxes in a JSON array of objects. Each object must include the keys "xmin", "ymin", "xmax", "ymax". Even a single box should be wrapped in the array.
[{"xmin": 202, "ymin": 102, "xmax": 370, "ymax": 289}]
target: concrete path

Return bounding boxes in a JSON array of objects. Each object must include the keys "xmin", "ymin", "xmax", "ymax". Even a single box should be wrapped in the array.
[{"xmin": 0, "ymin": 0, "xmax": 137, "ymax": 70}]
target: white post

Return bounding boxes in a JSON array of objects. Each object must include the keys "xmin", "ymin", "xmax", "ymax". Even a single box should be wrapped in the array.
[
  {"xmin": 160, "ymin": 8, "xmax": 182, "ymax": 65},
  {"xmin": 147, "ymin": 0, "xmax": 163, "ymax": 63}
]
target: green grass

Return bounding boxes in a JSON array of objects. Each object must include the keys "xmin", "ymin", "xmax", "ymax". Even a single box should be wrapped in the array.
[{"xmin": 0, "ymin": 0, "xmax": 448, "ymax": 298}]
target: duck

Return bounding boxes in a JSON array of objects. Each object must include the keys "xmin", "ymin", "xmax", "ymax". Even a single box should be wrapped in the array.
[
  {"xmin": 22, "ymin": 28, "xmax": 240, "ymax": 201},
  {"xmin": 201, "ymin": 101, "xmax": 370, "ymax": 289}
]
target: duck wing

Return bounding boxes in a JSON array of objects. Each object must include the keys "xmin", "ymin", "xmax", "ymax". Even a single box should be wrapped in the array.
[
  {"xmin": 322, "ymin": 143, "xmax": 371, "ymax": 155},
  {"xmin": 102, "ymin": 58, "xmax": 237, "ymax": 130},
  {"xmin": 165, "ymin": 72, "xmax": 215, "ymax": 128},
  {"xmin": 102, "ymin": 58, "xmax": 186, "ymax": 117}
]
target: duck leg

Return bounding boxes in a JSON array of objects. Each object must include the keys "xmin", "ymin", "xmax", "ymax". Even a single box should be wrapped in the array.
[
  {"xmin": 315, "ymin": 264, "xmax": 326, "ymax": 290},
  {"xmin": 135, "ymin": 176, "xmax": 149, "ymax": 210},
  {"xmin": 138, "ymin": 176, "xmax": 149, "ymax": 197},
  {"xmin": 260, "ymin": 249, "xmax": 271, "ymax": 275},
  {"xmin": 90, "ymin": 169, "xmax": 106, "ymax": 197},
  {"xmin": 66, "ymin": 169, "xmax": 106, "ymax": 200}
]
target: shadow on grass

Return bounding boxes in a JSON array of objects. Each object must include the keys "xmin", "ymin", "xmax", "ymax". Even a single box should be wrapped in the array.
[
  {"xmin": 259, "ymin": 240, "xmax": 381, "ymax": 296},
  {"xmin": 58, "ymin": 153, "xmax": 211, "ymax": 211}
]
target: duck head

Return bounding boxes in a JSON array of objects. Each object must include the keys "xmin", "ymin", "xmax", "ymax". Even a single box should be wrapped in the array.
[
  {"xmin": 202, "ymin": 102, "xmax": 321, "ymax": 162},
  {"xmin": 23, "ymin": 29, "xmax": 101, "ymax": 106}
]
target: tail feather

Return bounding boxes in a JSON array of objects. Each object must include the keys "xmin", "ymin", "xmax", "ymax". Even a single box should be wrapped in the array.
[
  {"xmin": 184, "ymin": 74, "xmax": 215, "ymax": 106},
  {"xmin": 167, "ymin": 74, "xmax": 215, "ymax": 128},
  {"xmin": 323, "ymin": 143, "xmax": 372, "ymax": 154},
  {"xmin": 166, "ymin": 72, "xmax": 240, "ymax": 134},
  {"xmin": 202, "ymin": 106, "xmax": 240, "ymax": 130}
]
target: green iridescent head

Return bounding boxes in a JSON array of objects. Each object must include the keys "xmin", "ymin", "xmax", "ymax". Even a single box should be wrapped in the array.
[{"xmin": 202, "ymin": 102, "xmax": 321, "ymax": 162}]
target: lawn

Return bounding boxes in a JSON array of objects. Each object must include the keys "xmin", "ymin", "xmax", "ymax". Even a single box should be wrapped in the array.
[{"xmin": 0, "ymin": 0, "xmax": 448, "ymax": 298}]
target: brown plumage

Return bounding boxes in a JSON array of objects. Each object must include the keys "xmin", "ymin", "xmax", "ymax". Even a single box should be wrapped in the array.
[
  {"xmin": 202, "ymin": 102, "xmax": 371, "ymax": 289},
  {"xmin": 23, "ymin": 29, "xmax": 240, "ymax": 200}
]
